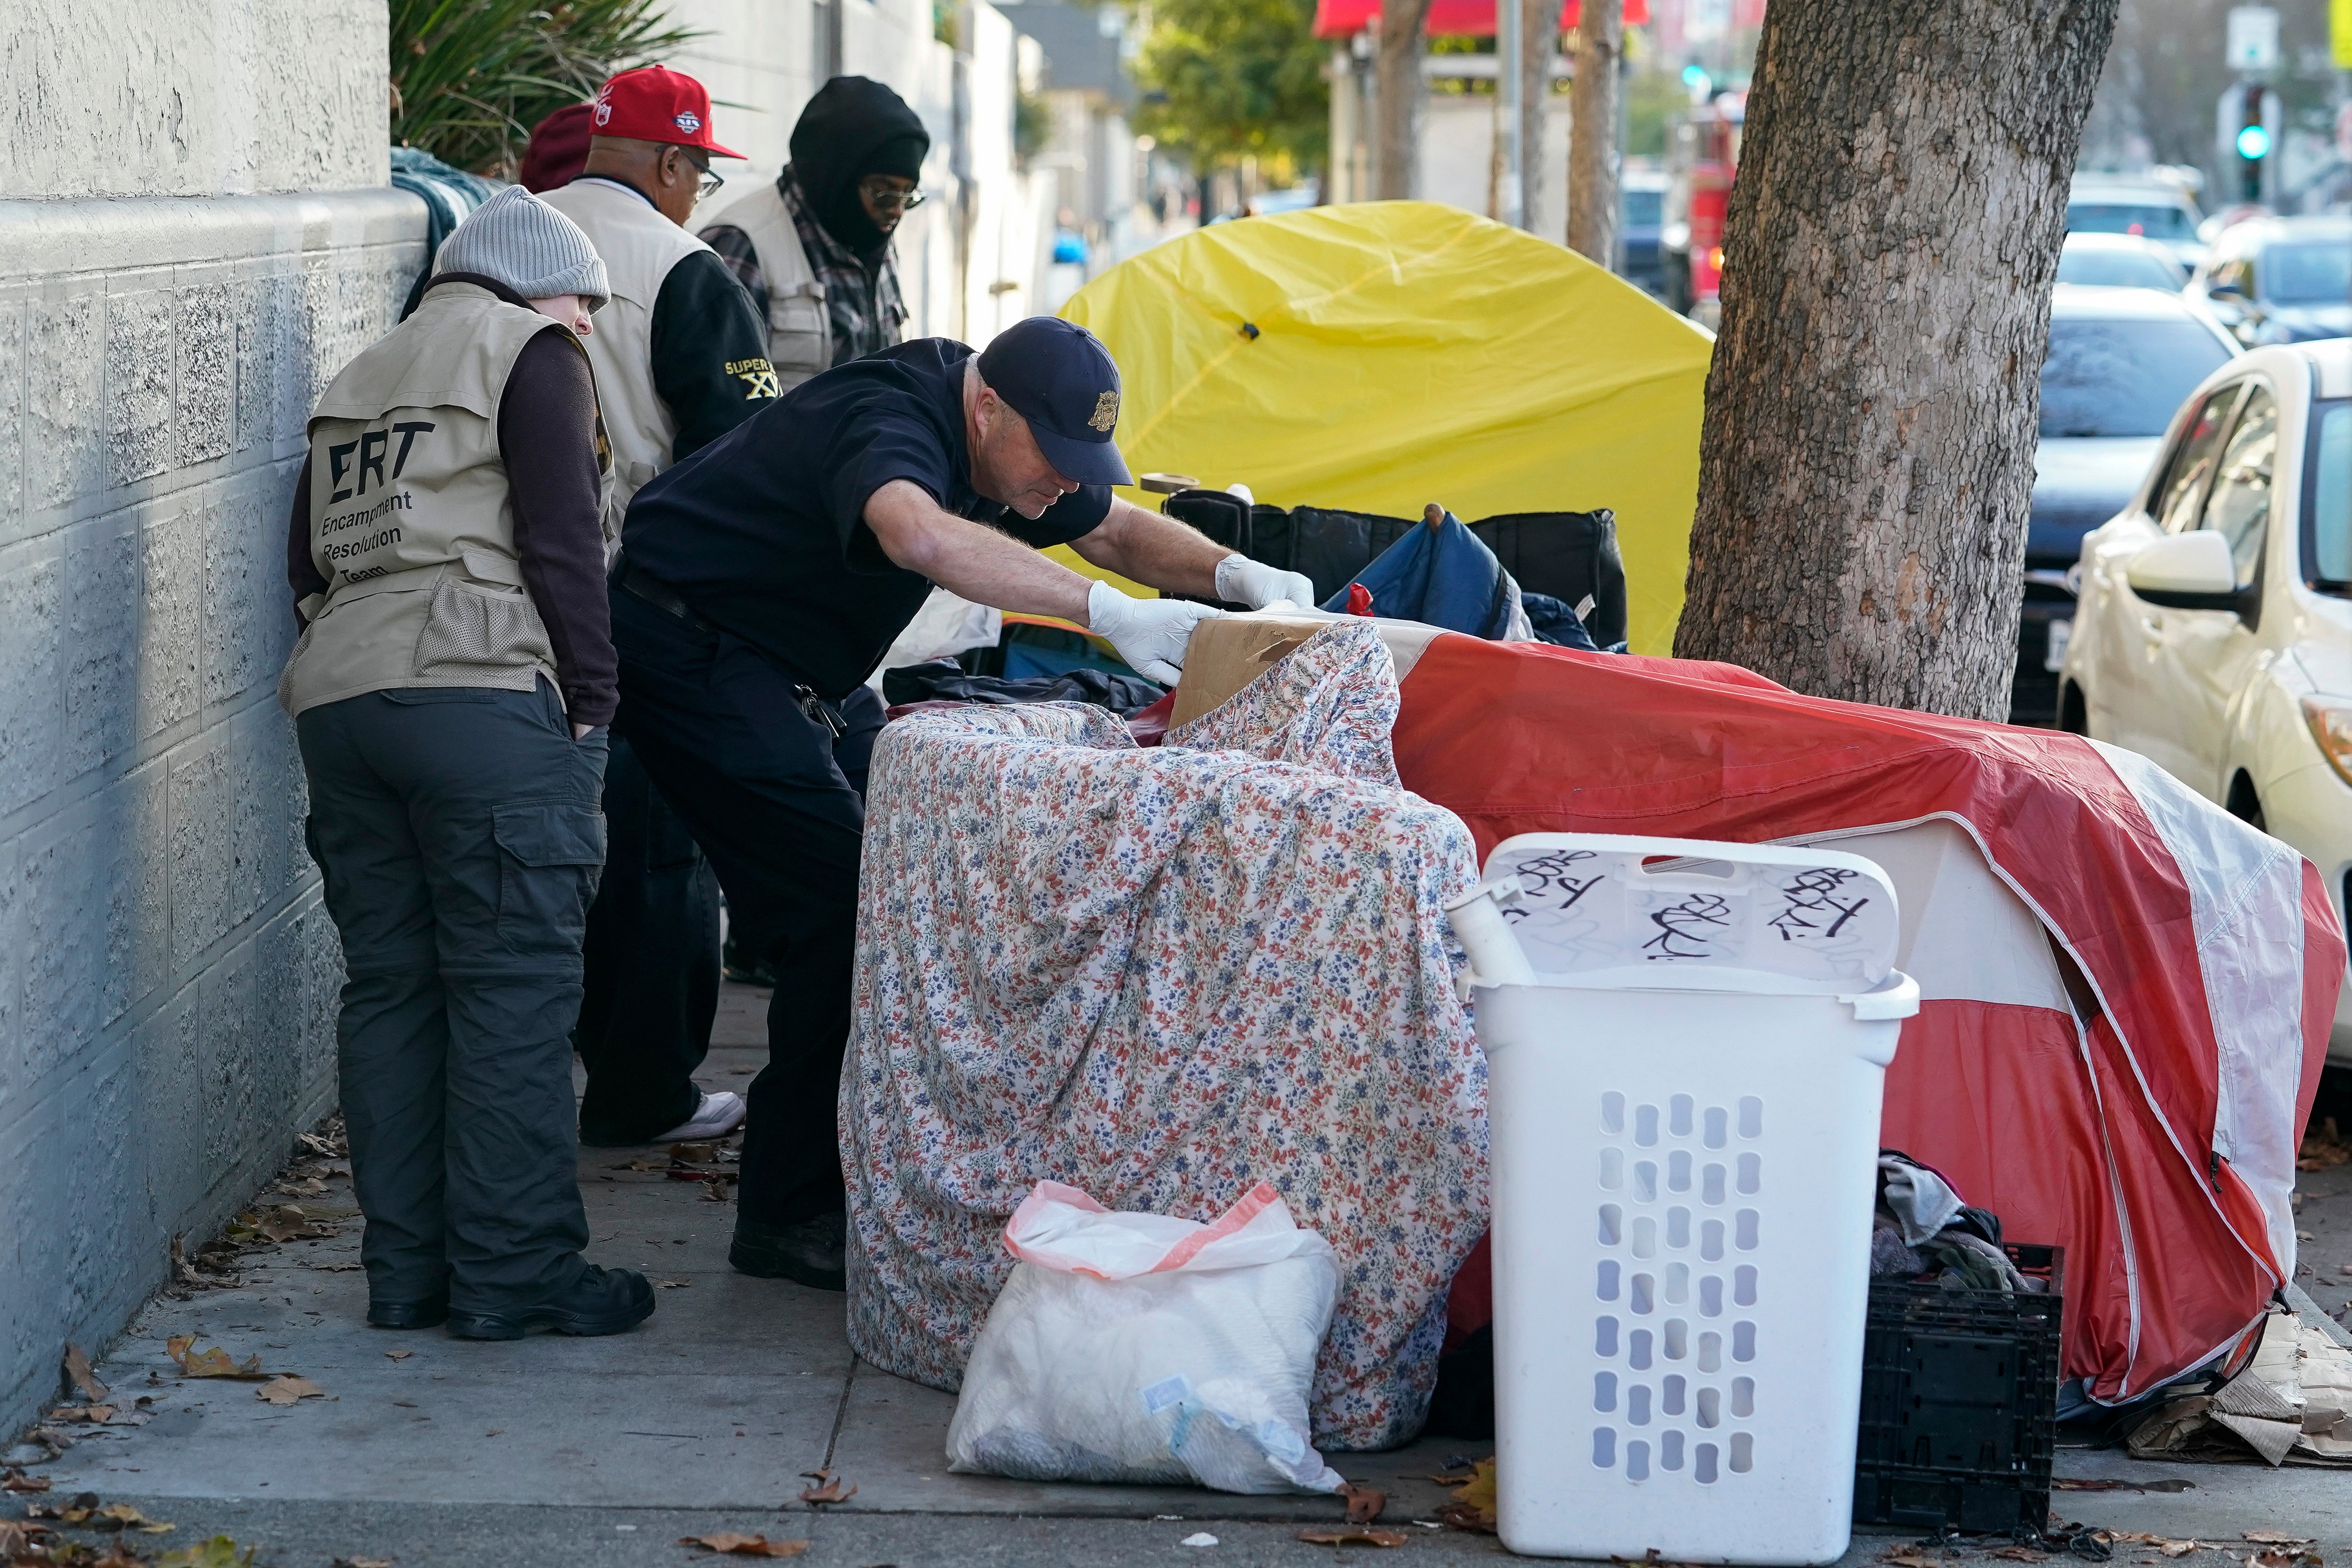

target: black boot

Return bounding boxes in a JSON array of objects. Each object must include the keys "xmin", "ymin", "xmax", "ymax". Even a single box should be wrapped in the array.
[
  {"xmin": 730, "ymin": 1213, "xmax": 846, "ymax": 1290},
  {"xmin": 445, "ymin": 1265, "xmax": 657, "ymax": 1340},
  {"xmin": 367, "ymin": 1292, "xmax": 449, "ymax": 1330}
]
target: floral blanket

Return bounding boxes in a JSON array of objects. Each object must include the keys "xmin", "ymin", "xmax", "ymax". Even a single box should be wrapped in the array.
[{"xmin": 841, "ymin": 620, "xmax": 1488, "ymax": 1449}]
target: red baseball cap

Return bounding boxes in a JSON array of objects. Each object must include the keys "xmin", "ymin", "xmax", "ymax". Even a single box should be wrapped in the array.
[{"xmin": 589, "ymin": 66, "xmax": 744, "ymax": 159}]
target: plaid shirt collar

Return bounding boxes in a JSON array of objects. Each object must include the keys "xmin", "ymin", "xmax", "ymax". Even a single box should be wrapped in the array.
[{"xmin": 780, "ymin": 169, "xmax": 907, "ymax": 366}]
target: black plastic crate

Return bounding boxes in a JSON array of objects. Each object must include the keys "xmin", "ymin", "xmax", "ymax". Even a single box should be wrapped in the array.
[{"xmin": 1853, "ymin": 1243, "xmax": 2064, "ymax": 1535}]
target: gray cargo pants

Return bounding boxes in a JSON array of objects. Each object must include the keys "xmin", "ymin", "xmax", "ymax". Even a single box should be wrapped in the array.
[{"xmin": 298, "ymin": 681, "xmax": 608, "ymax": 1311}]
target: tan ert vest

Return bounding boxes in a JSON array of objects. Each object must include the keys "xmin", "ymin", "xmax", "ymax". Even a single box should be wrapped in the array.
[
  {"xmin": 539, "ymin": 177, "xmax": 714, "ymax": 509},
  {"xmin": 276, "ymin": 283, "xmax": 612, "ymax": 719},
  {"xmin": 702, "ymin": 181, "xmax": 832, "ymax": 393}
]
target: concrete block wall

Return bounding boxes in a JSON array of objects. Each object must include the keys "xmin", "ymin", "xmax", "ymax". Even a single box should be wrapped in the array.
[{"xmin": 0, "ymin": 190, "xmax": 425, "ymax": 1435}]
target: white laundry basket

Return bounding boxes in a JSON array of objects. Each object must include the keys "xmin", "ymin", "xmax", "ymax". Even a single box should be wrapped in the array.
[{"xmin": 1447, "ymin": 833, "xmax": 1919, "ymax": 1566}]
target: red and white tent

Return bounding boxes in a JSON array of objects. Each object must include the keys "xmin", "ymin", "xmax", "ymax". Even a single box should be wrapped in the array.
[{"xmin": 1393, "ymin": 634, "xmax": 2341, "ymax": 1403}]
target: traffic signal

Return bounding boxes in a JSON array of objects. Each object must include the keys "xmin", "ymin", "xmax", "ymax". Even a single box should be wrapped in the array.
[{"xmin": 2229, "ymin": 82, "xmax": 2281, "ymax": 202}]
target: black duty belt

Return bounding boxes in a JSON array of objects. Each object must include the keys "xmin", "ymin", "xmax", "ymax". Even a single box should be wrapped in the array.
[{"xmin": 611, "ymin": 553, "xmax": 848, "ymax": 741}]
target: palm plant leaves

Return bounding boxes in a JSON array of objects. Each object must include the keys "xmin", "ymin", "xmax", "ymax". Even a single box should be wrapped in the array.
[{"xmin": 391, "ymin": 0, "xmax": 704, "ymax": 175}]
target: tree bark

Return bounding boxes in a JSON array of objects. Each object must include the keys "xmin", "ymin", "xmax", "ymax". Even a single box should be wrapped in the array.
[
  {"xmin": 1564, "ymin": 0, "xmax": 1622, "ymax": 262},
  {"xmin": 1521, "ymin": 0, "xmax": 1566, "ymax": 237},
  {"xmin": 1375, "ymin": 0, "xmax": 1434, "ymax": 199},
  {"xmin": 1673, "ymin": 0, "xmax": 2119, "ymax": 720}
]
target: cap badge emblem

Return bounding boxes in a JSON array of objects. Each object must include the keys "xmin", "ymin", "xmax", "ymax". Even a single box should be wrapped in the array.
[
  {"xmin": 673, "ymin": 110, "xmax": 703, "ymax": 133},
  {"xmin": 592, "ymin": 98, "xmax": 613, "ymax": 127},
  {"xmin": 1087, "ymin": 390, "xmax": 1119, "ymax": 432}
]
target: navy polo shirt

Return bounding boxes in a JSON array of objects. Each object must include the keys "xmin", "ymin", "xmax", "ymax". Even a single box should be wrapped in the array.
[{"xmin": 619, "ymin": 338, "xmax": 1112, "ymax": 698}]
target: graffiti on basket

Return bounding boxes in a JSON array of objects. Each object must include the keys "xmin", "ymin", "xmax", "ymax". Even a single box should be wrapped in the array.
[{"xmin": 1495, "ymin": 849, "xmax": 1892, "ymax": 981}]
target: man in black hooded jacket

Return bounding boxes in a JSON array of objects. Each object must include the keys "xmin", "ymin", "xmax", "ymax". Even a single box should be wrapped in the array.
[{"xmin": 701, "ymin": 77, "xmax": 929, "ymax": 391}]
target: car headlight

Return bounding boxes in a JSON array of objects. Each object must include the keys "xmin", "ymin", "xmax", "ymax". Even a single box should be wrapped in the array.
[{"xmin": 2302, "ymin": 698, "xmax": 2352, "ymax": 787}]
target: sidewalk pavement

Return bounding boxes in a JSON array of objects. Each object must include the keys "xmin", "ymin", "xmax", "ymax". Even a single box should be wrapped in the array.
[{"xmin": 7, "ymin": 986, "xmax": 2346, "ymax": 1566}]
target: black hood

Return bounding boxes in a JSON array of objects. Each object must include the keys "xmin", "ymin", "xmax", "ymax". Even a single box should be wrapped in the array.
[{"xmin": 788, "ymin": 76, "xmax": 930, "ymax": 259}]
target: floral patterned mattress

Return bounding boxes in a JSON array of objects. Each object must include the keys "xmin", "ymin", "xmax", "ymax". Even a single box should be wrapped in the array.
[{"xmin": 840, "ymin": 619, "xmax": 1490, "ymax": 1450}]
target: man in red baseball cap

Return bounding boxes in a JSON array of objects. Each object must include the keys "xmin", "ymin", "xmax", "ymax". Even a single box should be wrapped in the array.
[{"xmin": 542, "ymin": 65, "xmax": 779, "ymax": 1159}]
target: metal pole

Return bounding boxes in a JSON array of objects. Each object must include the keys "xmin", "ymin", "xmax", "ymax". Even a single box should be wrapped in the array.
[{"xmin": 1497, "ymin": 0, "xmax": 1525, "ymax": 228}]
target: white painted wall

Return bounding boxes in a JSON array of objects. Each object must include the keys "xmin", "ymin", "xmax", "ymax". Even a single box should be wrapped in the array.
[
  {"xmin": 0, "ymin": 0, "xmax": 389, "ymax": 198},
  {"xmin": 1420, "ymin": 92, "xmax": 1572, "ymax": 246},
  {"xmin": 0, "ymin": 0, "xmax": 421, "ymax": 1436}
]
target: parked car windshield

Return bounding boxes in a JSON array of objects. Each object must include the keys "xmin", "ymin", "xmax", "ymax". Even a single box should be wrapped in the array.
[
  {"xmin": 2263, "ymin": 242, "xmax": 2352, "ymax": 305},
  {"xmin": 2056, "ymin": 245, "xmax": 2185, "ymax": 290},
  {"xmin": 2038, "ymin": 318, "xmax": 2235, "ymax": 438},
  {"xmin": 2311, "ymin": 402, "xmax": 2351, "ymax": 585},
  {"xmin": 2068, "ymin": 201, "xmax": 2199, "ymax": 241}
]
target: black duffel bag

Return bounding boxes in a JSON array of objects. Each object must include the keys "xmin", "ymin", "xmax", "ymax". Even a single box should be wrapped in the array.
[{"xmin": 1161, "ymin": 489, "xmax": 1627, "ymax": 650}]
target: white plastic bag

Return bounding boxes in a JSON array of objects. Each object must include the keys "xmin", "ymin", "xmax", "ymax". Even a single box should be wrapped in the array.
[{"xmin": 944, "ymin": 1180, "xmax": 1346, "ymax": 1494}]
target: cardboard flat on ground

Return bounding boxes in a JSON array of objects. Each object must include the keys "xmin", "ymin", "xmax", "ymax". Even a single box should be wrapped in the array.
[{"xmin": 15, "ymin": 983, "xmax": 2349, "ymax": 1566}]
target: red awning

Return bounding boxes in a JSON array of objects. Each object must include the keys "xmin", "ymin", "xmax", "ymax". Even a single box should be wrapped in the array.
[{"xmin": 1312, "ymin": 0, "xmax": 1649, "ymax": 39}]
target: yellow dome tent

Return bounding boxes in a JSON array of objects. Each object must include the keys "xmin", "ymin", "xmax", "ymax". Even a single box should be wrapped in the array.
[{"xmin": 1056, "ymin": 200, "xmax": 1712, "ymax": 654}]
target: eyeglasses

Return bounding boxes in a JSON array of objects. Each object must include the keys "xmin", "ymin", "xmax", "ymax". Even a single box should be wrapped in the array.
[
  {"xmin": 859, "ymin": 178, "xmax": 926, "ymax": 213},
  {"xmin": 681, "ymin": 150, "xmax": 725, "ymax": 201}
]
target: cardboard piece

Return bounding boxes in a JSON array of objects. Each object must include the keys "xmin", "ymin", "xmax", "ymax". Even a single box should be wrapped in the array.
[{"xmin": 1168, "ymin": 612, "xmax": 1330, "ymax": 728}]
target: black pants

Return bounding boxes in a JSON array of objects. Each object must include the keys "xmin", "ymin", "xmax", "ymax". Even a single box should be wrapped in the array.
[
  {"xmin": 298, "ymin": 682, "xmax": 606, "ymax": 1310},
  {"xmin": 575, "ymin": 735, "xmax": 723, "ymax": 1143},
  {"xmin": 609, "ymin": 589, "xmax": 885, "ymax": 1228}
]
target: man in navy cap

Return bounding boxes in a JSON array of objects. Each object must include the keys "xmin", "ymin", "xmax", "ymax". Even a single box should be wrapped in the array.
[{"xmin": 608, "ymin": 317, "xmax": 1315, "ymax": 1287}]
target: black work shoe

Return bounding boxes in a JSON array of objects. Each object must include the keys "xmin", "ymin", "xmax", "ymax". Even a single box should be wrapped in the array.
[
  {"xmin": 730, "ymin": 1213, "xmax": 846, "ymax": 1290},
  {"xmin": 368, "ymin": 1293, "xmax": 449, "ymax": 1330},
  {"xmin": 444, "ymin": 1266, "xmax": 656, "ymax": 1340}
]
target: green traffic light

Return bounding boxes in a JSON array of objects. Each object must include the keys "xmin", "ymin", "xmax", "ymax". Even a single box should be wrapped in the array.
[{"xmin": 2237, "ymin": 123, "xmax": 2271, "ymax": 160}]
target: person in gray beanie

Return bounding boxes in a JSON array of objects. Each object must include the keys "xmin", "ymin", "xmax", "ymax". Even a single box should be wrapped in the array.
[
  {"xmin": 279, "ymin": 180, "xmax": 658, "ymax": 1341},
  {"xmin": 432, "ymin": 184, "xmax": 612, "ymax": 313}
]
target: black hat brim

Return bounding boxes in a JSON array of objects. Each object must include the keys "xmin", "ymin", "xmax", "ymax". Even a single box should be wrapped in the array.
[{"xmin": 1029, "ymin": 421, "xmax": 1133, "ymax": 488}]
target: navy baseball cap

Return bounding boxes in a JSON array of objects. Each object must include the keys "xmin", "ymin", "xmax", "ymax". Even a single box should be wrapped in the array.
[{"xmin": 975, "ymin": 317, "xmax": 1134, "ymax": 487}]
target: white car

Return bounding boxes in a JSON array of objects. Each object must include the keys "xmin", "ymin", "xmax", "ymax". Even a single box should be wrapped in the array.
[{"xmin": 2058, "ymin": 340, "xmax": 2352, "ymax": 1056}]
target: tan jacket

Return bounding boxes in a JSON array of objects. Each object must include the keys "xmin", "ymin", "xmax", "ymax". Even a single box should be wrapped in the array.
[
  {"xmin": 278, "ymin": 283, "xmax": 606, "ymax": 718},
  {"xmin": 700, "ymin": 180, "xmax": 830, "ymax": 392},
  {"xmin": 539, "ymin": 177, "xmax": 714, "ymax": 510}
]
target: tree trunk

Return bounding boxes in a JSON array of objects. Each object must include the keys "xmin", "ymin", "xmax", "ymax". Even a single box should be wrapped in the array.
[
  {"xmin": 1521, "ymin": 0, "xmax": 1565, "ymax": 237},
  {"xmin": 1375, "ymin": 0, "xmax": 1434, "ymax": 199},
  {"xmin": 1564, "ymin": 0, "xmax": 1622, "ymax": 262},
  {"xmin": 1673, "ymin": 0, "xmax": 2118, "ymax": 720}
]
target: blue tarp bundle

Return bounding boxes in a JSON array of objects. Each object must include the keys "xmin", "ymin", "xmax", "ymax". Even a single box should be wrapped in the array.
[{"xmin": 1319, "ymin": 510, "xmax": 1595, "ymax": 650}]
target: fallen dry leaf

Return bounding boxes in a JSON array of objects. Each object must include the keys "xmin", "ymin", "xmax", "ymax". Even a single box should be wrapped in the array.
[
  {"xmin": 92, "ymin": 1502, "xmax": 174, "ymax": 1533},
  {"xmin": 331, "ymin": 1557, "xmax": 394, "ymax": 1568},
  {"xmin": 798, "ymin": 1472, "xmax": 856, "ymax": 1505},
  {"xmin": 64, "ymin": 1344, "xmax": 109, "ymax": 1403},
  {"xmin": 309, "ymin": 1261, "xmax": 365, "ymax": 1272},
  {"xmin": 3, "ymin": 1467, "xmax": 53, "ymax": 1492},
  {"xmin": 1987, "ymin": 1550, "xmax": 2047, "ymax": 1563},
  {"xmin": 609, "ymin": 1158, "xmax": 666, "ymax": 1172},
  {"xmin": 28, "ymin": 1491, "xmax": 102, "ymax": 1524},
  {"xmin": 2250, "ymin": 1552, "xmax": 2319, "ymax": 1568},
  {"xmin": 0, "ymin": 1519, "xmax": 57, "ymax": 1559},
  {"xmin": 1340, "ymin": 1483, "xmax": 1386, "ymax": 1524},
  {"xmin": 153, "ymin": 1534, "xmax": 258, "ymax": 1568},
  {"xmin": 165, "ymin": 1336, "xmax": 266, "ymax": 1380},
  {"xmin": 2247, "ymin": 1536, "xmax": 2317, "ymax": 1548},
  {"xmin": 677, "ymin": 1534, "xmax": 809, "ymax": 1557},
  {"xmin": 1882, "ymin": 1554, "xmax": 1945, "ymax": 1568},
  {"xmin": 670, "ymin": 1142, "xmax": 723, "ymax": 1164},
  {"xmin": 384, "ymin": 1350, "xmax": 412, "ymax": 1361},
  {"xmin": 701, "ymin": 1181, "xmax": 733, "ymax": 1202},
  {"xmin": 1299, "ymin": 1526, "xmax": 1412, "ymax": 1547},
  {"xmin": 655, "ymin": 1278, "xmax": 693, "ymax": 1289},
  {"xmin": 255, "ymin": 1375, "xmax": 325, "ymax": 1406},
  {"xmin": 1435, "ymin": 1455, "xmax": 1496, "ymax": 1534}
]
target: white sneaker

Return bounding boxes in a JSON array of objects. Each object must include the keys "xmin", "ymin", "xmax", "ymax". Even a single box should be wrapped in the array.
[{"xmin": 654, "ymin": 1091, "xmax": 747, "ymax": 1143}]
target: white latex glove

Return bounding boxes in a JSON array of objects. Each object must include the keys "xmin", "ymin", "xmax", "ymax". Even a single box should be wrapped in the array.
[
  {"xmin": 1214, "ymin": 553, "xmax": 1319, "ymax": 612},
  {"xmin": 1086, "ymin": 579, "xmax": 1223, "ymax": 685}
]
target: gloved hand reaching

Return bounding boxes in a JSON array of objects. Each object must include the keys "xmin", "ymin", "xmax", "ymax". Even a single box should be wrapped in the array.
[
  {"xmin": 1215, "ymin": 554, "xmax": 1319, "ymax": 612},
  {"xmin": 1086, "ymin": 580, "xmax": 1223, "ymax": 685}
]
